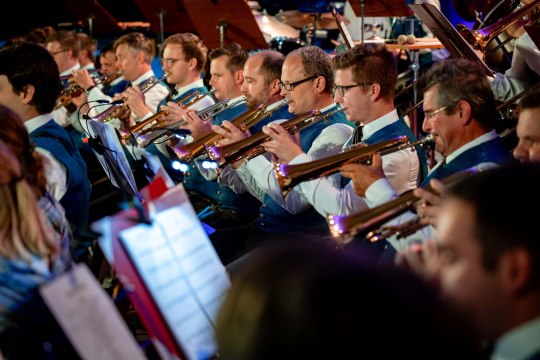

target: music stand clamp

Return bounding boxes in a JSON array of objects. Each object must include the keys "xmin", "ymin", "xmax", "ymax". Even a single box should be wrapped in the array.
[{"xmin": 184, "ymin": 0, "xmax": 268, "ymax": 50}]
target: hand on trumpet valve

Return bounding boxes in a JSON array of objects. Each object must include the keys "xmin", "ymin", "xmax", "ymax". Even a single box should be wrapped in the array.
[
  {"xmin": 339, "ymin": 152, "xmax": 385, "ymax": 197},
  {"xmin": 123, "ymin": 85, "xmax": 148, "ymax": 119},
  {"xmin": 211, "ymin": 120, "xmax": 250, "ymax": 147},
  {"xmin": 262, "ymin": 123, "xmax": 302, "ymax": 164},
  {"xmin": 70, "ymin": 69, "xmax": 96, "ymax": 91},
  {"xmin": 181, "ymin": 109, "xmax": 212, "ymax": 140},
  {"xmin": 413, "ymin": 178, "xmax": 446, "ymax": 228}
]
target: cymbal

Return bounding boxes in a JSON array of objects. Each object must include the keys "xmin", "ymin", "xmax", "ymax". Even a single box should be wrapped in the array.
[
  {"xmin": 253, "ymin": 11, "xmax": 300, "ymax": 41},
  {"xmin": 275, "ymin": 10, "xmax": 350, "ymax": 30}
]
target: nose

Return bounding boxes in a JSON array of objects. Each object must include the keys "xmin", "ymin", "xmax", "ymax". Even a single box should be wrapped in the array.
[{"xmin": 512, "ymin": 141, "xmax": 528, "ymax": 163}]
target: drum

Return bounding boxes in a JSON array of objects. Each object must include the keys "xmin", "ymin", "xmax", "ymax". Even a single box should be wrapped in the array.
[{"xmin": 269, "ymin": 36, "xmax": 303, "ymax": 55}]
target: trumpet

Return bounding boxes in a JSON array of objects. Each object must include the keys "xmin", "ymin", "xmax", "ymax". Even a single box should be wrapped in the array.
[
  {"xmin": 275, "ymin": 134, "xmax": 434, "ymax": 198},
  {"xmin": 169, "ymin": 98, "xmax": 288, "ymax": 163},
  {"xmin": 134, "ymin": 95, "xmax": 246, "ymax": 148},
  {"xmin": 92, "ymin": 75, "xmax": 165, "ymax": 123},
  {"xmin": 326, "ymin": 166, "xmax": 483, "ymax": 244},
  {"xmin": 117, "ymin": 90, "xmax": 209, "ymax": 145},
  {"xmin": 457, "ymin": 0, "xmax": 540, "ymax": 54},
  {"xmin": 54, "ymin": 70, "xmax": 123, "ymax": 110},
  {"xmin": 206, "ymin": 104, "xmax": 343, "ymax": 169}
]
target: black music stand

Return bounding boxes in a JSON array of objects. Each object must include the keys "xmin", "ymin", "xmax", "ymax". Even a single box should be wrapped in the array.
[
  {"xmin": 348, "ymin": 0, "xmax": 413, "ymax": 42},
  {"xmin": 408, "ymin": 3, "xmax": 494, "ymax": 76},
  {"xmin": 184, "ymin": 0, "xmax": 268, "ymax": 50}
]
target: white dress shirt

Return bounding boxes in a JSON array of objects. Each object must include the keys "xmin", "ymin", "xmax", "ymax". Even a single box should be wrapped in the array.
[
  {"xmin": 25, "ymin": 114, "xmax": 68, "ymax": 200},
  {"xmin": 293, "ymin": 109, "xmax": 419, "ymax": 217},
  {"xmin": 491, "ymin": 33, "xmax": 540, "ymax": 102},
  {"xmin": 492, "ymin": 317, "xmax": 540, "ymax": 360},
  {"xmin": 220, "ymin": 103, "xmax": 354, "ymax": 213}
]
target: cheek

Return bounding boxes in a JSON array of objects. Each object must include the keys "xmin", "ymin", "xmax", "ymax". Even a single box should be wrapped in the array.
[{"xmin": 529, "ymin": 147, "xmax": 540, "ymax": 162}]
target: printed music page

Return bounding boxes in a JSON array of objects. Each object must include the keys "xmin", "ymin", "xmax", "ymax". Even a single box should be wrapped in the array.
[
  {"xmin": 119, "ymin": 201, "xmax": 231, "ymax": 360},
  {"xmin": 40, "ymin": 263, "xmax": 147, "ymax": 360}
]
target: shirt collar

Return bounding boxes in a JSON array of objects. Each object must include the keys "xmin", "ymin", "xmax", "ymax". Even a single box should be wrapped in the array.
[
  {"xmin": 445, "ymin": 130, "xmax": 499, "ymax": 164},
  {"xmin": 60, "ymin": 64, "xmax": 80, "ymax": 77},
  {"xmin": 175, "ymin": 79, "xmax": 205, "ymax": 96},
  {"xmin": 132, "ymin": 70, "xmax": 156, "ymax": 87},
  {"xmin": 361, "ymin": 109, "xmax": 400, "ymax": 139},
  {"xmin": 24, "ymin": 114, "xmax": 53, "ymax": 133},
  {"xmin": 492, "ymin": 317, "xmax": 540, "ymax": 360}
]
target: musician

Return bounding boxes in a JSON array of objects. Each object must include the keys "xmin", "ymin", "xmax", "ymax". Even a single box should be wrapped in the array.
[
  {"xmin": 490, "ymin": 0, "xmax": 540, "ymax": 102},
  {"xmin": 45, "ymin": 30, "xmax": 82, "ymax": 134},
  {"xmin": 399, "ymin": 164, "xmax": 540, "ymax": 359},
  {"xmin": 341, "ymin": 58, "xmax": 516, "ymax": 254},
  {"xmin": 160, "ymin": 43, "xmax": 262, "ymax": 225},
  {"xmin": 72, "ymin": 32, "xmax": 170, "ymax": 130},
  {"xmin": 77, "ymin": 32, "xmax": 97, "ymax": 71},
  {"xmin": 213, "ymin": 46, "xmax": 352, "ymax": 265},
  {"xmin": 413, "ymin": 82, "xmax": 540, "ymax": 228},
  {"xmin": 0, "ymin": 42, "xmax": 91, "ymax": 255},
  {"xmin": 274, "ymin": 43, "xmax": 426, "ymax": 220},
  {"xmin": 97, "ymin": 41, "xmax": 130, "ymax": 97}
]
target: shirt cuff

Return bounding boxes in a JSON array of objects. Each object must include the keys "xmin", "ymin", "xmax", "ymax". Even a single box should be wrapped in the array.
[{"xmin": 365, "ymin": 178, "xmax": 397, "ymax": 208}]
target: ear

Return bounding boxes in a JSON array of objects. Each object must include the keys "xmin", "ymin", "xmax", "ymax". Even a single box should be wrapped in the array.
[
  {"xmin": 188, "ymin": 58, "xmax": 198, "ymax": 72},
  {"xmin": 269, "ymin": 79, "xmax": 281, "ymax": 96},
  {"xmin": 313, "ymin": 76, "xmax": 326, "ymax": 94},
  {"xmin": 456, "ymin": 100, "xmax": 472, "ymax": 125},
  {"xmin": 369, "ymin": 83, "xmax": 382, "ymax": 101},
  {"xmin": 235, "ymin": 70, "xmax": 244, "ymax": 87},
  {"xmin": 20, "ymin": 84, "xmax": 35, "ymax": 105},
  {"xmin": 499, "ymin": 247, "xmax": 533, "ymax": 296}
]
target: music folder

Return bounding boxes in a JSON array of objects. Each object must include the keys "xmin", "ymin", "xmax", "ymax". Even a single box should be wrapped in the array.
[
  {"xmin": 92, "ymin": 176, "xmax": 231, "ymax": 360},
  {"xmin": 408, "ymin": 3, "xmax": 494, "ymax": 77}
]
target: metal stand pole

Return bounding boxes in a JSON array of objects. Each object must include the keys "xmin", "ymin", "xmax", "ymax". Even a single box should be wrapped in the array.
[{"xmin": 360, "ymin": 0, "xmax": 365, "ymax": 43}]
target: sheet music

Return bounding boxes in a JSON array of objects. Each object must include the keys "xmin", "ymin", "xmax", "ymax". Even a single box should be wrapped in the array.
[
  {"xmin": 40, "ymin": 264, "xmax": 147, "ymax": 360},
  {"xmin": 87, "ymin": 120, "xmax": 139, "ymax": 196},
  {"xmin": 119, "ymin": 203, "xmax": 231, "ymax": 360}
]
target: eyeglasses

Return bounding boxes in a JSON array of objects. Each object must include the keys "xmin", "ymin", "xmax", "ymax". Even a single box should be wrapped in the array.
[
  {"xmin": 49, "ymin": 49, "xmax": 67, "ymax": 56},
  {"xmin": 278, "ymin": 75, "xmax": 317, "ymax": 91},
  {"xmin": 424, "ymin": 105, "xmax": 449, "ymax": 120},
  {"xmin": 333, "ymin": 82, "xmax": 372, "ymax": 97},
  {"xmin": 160, "ymin": 58, "xmax": 185, "ymax": 67}
]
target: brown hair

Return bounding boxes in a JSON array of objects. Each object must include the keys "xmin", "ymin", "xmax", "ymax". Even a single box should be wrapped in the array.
[
  {"xmin": 208, "ymin": 42, "xmax": 248, "ymax": 73},
  {"xmin": 162, "ymin": 33, "xmax": 208, "ymax": 72},
  {"xmin": 114, "ymin": 32, "xmax": 155, "ymax": 64}
]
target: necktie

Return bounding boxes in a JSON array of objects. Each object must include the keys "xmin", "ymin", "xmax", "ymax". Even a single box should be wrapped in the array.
[{"xmin": 351, "ymin": 125, "xmax": 364, "ymax": 146}]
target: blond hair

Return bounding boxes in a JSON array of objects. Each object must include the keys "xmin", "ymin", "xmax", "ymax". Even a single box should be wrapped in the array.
[{"xmin": 0, "ymin": 140, "xmax": 58, "ymax": 261}]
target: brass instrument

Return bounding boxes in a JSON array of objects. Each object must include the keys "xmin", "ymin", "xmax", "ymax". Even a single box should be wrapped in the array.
[
  {"xmin": 169, "ymin": 103, "xmax": 268, "ymax": 163},
  {"xmin": 92, "ymin": 75, "xmax": 165, "ymax": 123},
  {"xmin": 326, "ymin": 166, "xmax": 483, "ymax": 244},
  {"xmin": 117, "ymin": 90, "xmax": 207, "ymax": 145},
  {"xmin": 457, "ymin": 0, "xmax": 540, "ymax": 54},
  {"xmin": 54, "ymin": 70, "xmax": 122, "ymax": 110},
  {"xmin": 169, "ymin": 98, "xmax": 289, "ymax": 163},
  {"xmin": 275, "ymin": 134, "xmax": 434, "ymax": 198},
  {"xmin": 134, "ymin": 95, "xmax": 246, "ymax": 148},
  {"xmin": 206, "ymin": 104, "xmax": 343, "ymax": 169}
]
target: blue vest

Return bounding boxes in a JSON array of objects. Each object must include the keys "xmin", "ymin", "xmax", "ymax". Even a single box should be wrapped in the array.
[
  {"xmin": 30, "ymin": 120, "xmax": 91, "ymax": 231},
  {"xmin": 213, "ymin": 101, "xmax": 248, "ymax": 126},
  {"xmin": 184, "ymin": 101, "xmax": 295, "ymax": 212},
  {"xmin": 147, "ymin": 86, "xmax": 210, "ymax": 183},
  {"xmin": 421, "ymin": 136, "xmax": 516, "ymax": 185},
  {"xmin": 183, "ymin": 102, "xmax": 260, "ymax": 214},
  {"xmin": 348, "ymin": 118, "xmax": 429, "ymax": 184},
  {"xmin": 103, "ymin": 79, "xmax": 130, "ymax": 97},
  {"xmin": 258, "ymin": 106, "xmax": 350, "ymax": 234}
]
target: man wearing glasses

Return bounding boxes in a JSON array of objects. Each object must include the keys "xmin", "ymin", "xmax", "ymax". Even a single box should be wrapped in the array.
[
  {"xmin": 343, "ymin": 58, "xmax": 515, "ymax": 258},
  {"xmin": 212, "ymin": 46, "xmax": 353, "ymax": 266}
]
